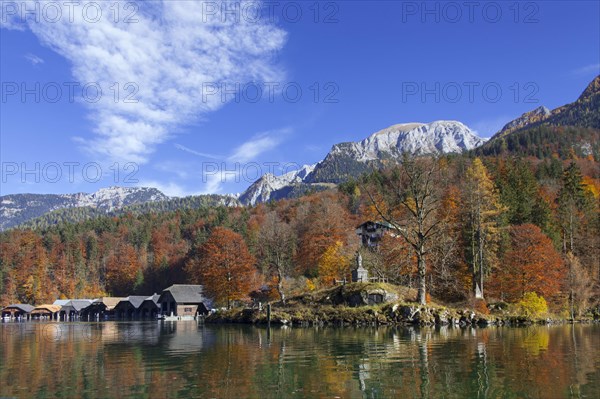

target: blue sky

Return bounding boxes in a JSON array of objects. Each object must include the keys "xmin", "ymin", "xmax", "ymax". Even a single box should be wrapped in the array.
[{"xmin": 1, "ymin": 0, "xmax": 599, "ymax": 196}]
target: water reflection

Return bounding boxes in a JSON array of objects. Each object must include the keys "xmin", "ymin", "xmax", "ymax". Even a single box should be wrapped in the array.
[{"xmin": 1, "ymin": 322, "xmax": 598, "ymax": 398}]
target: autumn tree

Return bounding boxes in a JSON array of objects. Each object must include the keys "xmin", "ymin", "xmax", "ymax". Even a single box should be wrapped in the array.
[
  {"xmin": 295, "ymin": 193, "xmax": 355, "ymax": 278},
  {"xmin": 105, "ymin": 243, "xmax": 141, "ymax": 296},
  {"xmin": 462, "ymin": 158, "xmax": 504, "ymax": 299},
  {"xmin": 258, "ymin": 211, "xmax": 296, "ymax": 303},
  {"xmin": 430, "ymin": 185, "xmax": 470, "ymax": 301},
  {"xmin": 557, "ymin": 162, "xmax": 592, "ymax": 253},
  {"xmin": 556, "ymin": 162, "xmax": 598, "ymax": 312},
  {"xmin": 367, "ymin": 154, "xmax": 442, "ymax": 305},
  {"xmin": 318, "ymin": 241, "xmax": 351, "ymax": 285},
  {"xmin": 490, "ymin": 224, "xmax": 564, "ymax": 303},
  {"xmin": 186, "ymin": 227, "xmax": 256, "ymax": 308},
  {"xmin": 145, "ymin": 220, "xmax": 188, "ymax": 292},
  {"xmin": 0, "ymin": 230, "xmax": 52, "ymax": 304},
  {"xmin": 564, "ymin": 253, "xmax": 594, "ymax": 318},
  {"xmin": 362, "ymin": 234, "xmax": 415, "ymax": 286}
]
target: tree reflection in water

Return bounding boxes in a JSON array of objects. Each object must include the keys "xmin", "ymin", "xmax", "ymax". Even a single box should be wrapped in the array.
[{"xmin": 0, "ymin": 322, "xmax": 599, "ymax": 398}]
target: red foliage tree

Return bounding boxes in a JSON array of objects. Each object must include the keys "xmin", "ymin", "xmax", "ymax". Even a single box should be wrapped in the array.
[
  {"xmin": 106, "ymin": 243, "xmax": 141, "ymax": 296},
  {"xmin": 490, "ymin": 224, "xmax": 565, "ymax": 302},
  {"xmin": 186, "ymin": 227, "xmax": 256, "ymax": 308}
]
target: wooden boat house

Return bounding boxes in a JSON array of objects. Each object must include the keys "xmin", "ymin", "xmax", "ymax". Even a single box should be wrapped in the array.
[
  {"xmin": 113, "ymin": 296, "xmax": 149, "ymax": 319},
  {"xmin": 2, "ymin": 304, "xmax": 35, "ymax": 320},
  {"xmin": 30, "ymin": 304, "xmax": 62, "ymax": 320},
  {"xmin": 158, "ymin": 285, "xmax": 209, "ymax": 319},
  {"xmin": 84, "ymin": 297, "xmax": 125, "ymax": 320},
  {"xmin": 139, "ymin": 294, "xmax": 160, "ymax": 319},
  {"xmin": 59, "ymin": 300, "xmax": 93, "ymax": 320}
]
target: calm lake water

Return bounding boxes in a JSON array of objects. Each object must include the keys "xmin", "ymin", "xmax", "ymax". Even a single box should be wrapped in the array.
[{"xmin": 1, "ymin": 322, "xmax": 599, "ymax": 398}]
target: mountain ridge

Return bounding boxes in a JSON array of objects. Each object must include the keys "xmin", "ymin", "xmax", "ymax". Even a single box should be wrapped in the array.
[
  {"xmin": 0, "ymin": 186, "xmax": 168, "ymax": 231},
  {"xmin": 492, "ymin": 75, "xmax": 600, "ymax": 139},
  {"xmin": 3, "ymin": 76, "xmax": 597, "ymax": 227},
  {"xmin": 238, "ymin": 120, "xmax": 486, "ymax": 205}
]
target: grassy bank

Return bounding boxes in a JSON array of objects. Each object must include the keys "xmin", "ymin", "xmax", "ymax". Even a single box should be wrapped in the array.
[{"xmin": 206, "ymin": 283, "xmax": 598, "ymax": 327}]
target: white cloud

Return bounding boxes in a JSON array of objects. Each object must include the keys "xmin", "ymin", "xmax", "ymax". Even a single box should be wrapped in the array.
[
  {"xmin": 138, "ymin": 180, "xmax": 201, "ymax": 198},
  {"xmin": 469, "ymin": 116, "xmax": 511, "ymax": 138},
  {"xmin": 200, "ymin": 173, "xmax": 227, "ymax": 195},
  {"xmin": 173, "ymin": 128, "xmax": 289, "ymax": 193},
  {"xmin": 3, "ymin": 1, "xmax": 287, "ymax": 164},
  {"xmin": 174, "ymin": 144, "xmax": 222, "ymax": 160},
  {"xmin": 153, "ymin": 160, "xmax": 192, "ymax": 179},
  {"xmin": 572, "ymin": 63, "xmax": 600, "ymax": 76},
  {"xmin": 24, "ymin": 53, "xmax": 44, "ymax": 65},
  {"xmin": 227, "ymin": 129, "xmax": 288, "ymax": 163}
]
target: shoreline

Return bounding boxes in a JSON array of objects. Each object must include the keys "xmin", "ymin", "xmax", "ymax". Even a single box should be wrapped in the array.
[
  {"xmin": 205, "ymin": 304, "xmax": 600, "ymax": 328},
  {"xmin": 204, "ymin": 282, "xmax": 600, "ymax": 327}
]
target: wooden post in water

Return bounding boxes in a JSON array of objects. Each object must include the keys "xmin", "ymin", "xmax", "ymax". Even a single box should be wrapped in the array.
[{"xmin": 267, "ymin": 303, "xmax": 271, "ymax": 324}]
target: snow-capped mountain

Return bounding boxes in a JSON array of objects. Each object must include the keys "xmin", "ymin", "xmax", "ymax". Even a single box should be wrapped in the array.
[
  {"xmin": 3, "ymin": 121, "xmax": 487, "ymax": 221},
  {"xmin": 307, "ymin": 120, "xmax": 485, "ymax": 184},
  {"xmin": 240, "ymin": 120, "xmax": 485, "ymax": 204},
  {"xmin": 0, "ymin": 186, "xmax": 168, "ymax": 231},
  {"xmin": 329, "ymin": 120, "xmax": 485, "ymax": 161},
  {"xmin": 239, "ymin": 164, "xmax": 317, "ymax": 205}
]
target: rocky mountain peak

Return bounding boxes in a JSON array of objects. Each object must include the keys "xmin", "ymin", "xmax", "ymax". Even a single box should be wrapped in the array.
[{"xmin": 580, "ymin": 75, "xmax": 600, "ymax": 100}]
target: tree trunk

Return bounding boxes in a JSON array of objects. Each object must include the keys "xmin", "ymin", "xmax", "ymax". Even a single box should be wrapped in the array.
[
  {"xmin": 277, "ymin": 266, "xmax": 286, "ymax": 305},
  {"xmin": 569, "ymin": 213, "xmax": 574, "ymax": 253},
  {"xmin": 471, "ymin": 228, "xmax": 477, "ymax": 296},
  {"xmin": 227, "ymin": 272, "xmax": 232, "ymax": 309},
  {"xmin": 478, "ymin": 228, "xmax": 485, "ymax": 299},
  {"xmin": 417, "ymin": 250, "xmax": 427, "ymax": 305}
]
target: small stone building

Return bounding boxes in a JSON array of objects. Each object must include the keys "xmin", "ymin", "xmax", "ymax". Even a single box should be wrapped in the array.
[{"xmin": 158, "ymin": 285, "xmax": 209, "ymax": 318}]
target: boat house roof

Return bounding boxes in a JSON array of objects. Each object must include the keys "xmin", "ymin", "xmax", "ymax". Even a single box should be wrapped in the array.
[
  {"xmin": 2, "ymin": 304, "xmax": 35, "ymax": 313},
  {"xmin": 160, "ymin": 284, "xmax": 206, "ymax": 304},
  {"xmin": 31, "ymin": 304, "xmax": 62, "ymax": 314}
]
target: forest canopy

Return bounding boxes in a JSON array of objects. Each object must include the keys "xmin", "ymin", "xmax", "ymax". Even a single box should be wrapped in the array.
[{"xmin": 1, "ymin": 153, "xmax": 598, "ymax": 315}]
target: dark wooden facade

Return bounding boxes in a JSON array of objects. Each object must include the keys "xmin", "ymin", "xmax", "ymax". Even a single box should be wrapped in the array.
[
  {"xmin": 356, "ymin": 221, "xmax": 393, "ymax": 248},
  {"xmin": 158, "ymin": 285, "xmax": 209, "ymax": 317},
  {"xmin": 139, "ymin": 294, "xmax": 160, "ymax": 319},
  {"xmin": 113, "ymin": 296, "xmax": 148, "ymax": 319}
]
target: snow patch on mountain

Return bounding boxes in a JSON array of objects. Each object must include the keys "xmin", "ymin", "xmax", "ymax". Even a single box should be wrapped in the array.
[
  {"xmin": 332, "ymin": 121, "xmax": 486, "ymax": 161},
  {"xmin": 0, "ymin": 186, "xmax": 169, "ymax": 230},
  {"xmin": 239, "ymin": 121, "xmax": 485, "ymax": 204},
  {"xmin": 239, "ymin": 164, "xmax": 316, "ymax": 206}
]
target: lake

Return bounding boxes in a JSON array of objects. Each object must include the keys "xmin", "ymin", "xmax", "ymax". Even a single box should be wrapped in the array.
[{"xmin": 1, "ymin": 322, "xmax": 599, "ymax": 398}]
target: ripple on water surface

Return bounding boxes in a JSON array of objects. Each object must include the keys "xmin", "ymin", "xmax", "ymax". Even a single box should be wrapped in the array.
[{"xmin": 1, "ymin": 322, "xmax": 599, "ymax": 398}]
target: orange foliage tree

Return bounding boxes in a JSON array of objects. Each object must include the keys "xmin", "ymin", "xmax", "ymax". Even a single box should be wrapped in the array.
[
  {"xmin": 295, "ymin": 193, "xmax": 355, "ymax": 278},
  {"xmin": 462, "ymin": 158, "xmax": 504, "ymax": 299},
  {"xmin": 318, "ymin": 241, "xmax": 351, "ymax": 285},
  {"xmin": 430, "ymin": 185, "xmax": 470, "ymax": 300},
  {"xmin": 490, "ymin": 224, "xmax": 564, "ymax": 303},
  {"xmin": 106, "ymin": 243, "xmax": 142, "ymax": 296},
  {"xmin": 187, "ymin": 227, "xmax": 256, "ymax": 308}
]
